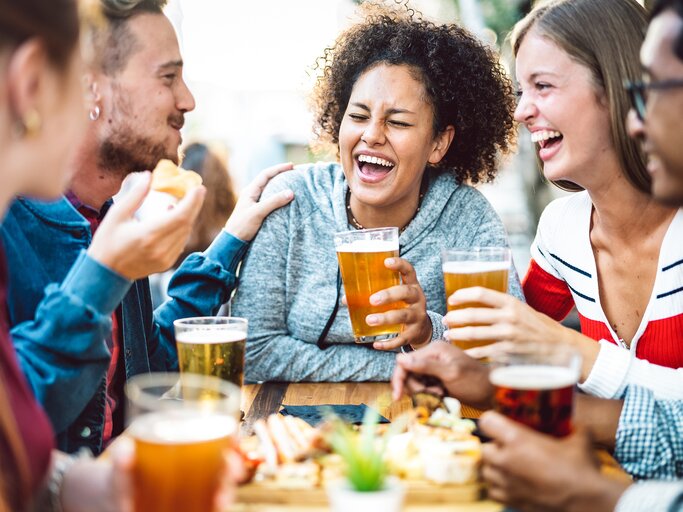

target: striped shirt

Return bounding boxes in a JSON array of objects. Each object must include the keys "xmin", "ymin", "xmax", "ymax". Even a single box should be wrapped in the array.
[{"xmin": 523, "ymin": 192, "xmax": 683, "ymax": 369}]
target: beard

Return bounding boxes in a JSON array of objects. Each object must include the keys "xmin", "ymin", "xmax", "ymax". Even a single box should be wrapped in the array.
[
  {"xmin": 97, "ymin": 84, "xmax": 182, "ymax": 178},
  {"xmin": 98, "ymin": 128, "xmax": 177, "ymax": 178}
]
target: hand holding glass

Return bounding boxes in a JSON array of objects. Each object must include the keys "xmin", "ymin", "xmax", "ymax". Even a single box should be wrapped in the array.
[
  {"xmin": 442, "ymin": 247, "xmax": 511, "ymax": 349},
  {"xmin": 488, "ymin": 343, "xmax": 581, "ymax": 437},
  {"xmin": 335, "ymin": 227, "xmax": 404, "ymax": 344}
]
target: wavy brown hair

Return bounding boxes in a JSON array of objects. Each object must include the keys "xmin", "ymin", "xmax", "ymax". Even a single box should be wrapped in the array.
[
  {"xmin": 311, "ymin": 1, "xmax": 516, "ymax": 184},
  {"xmin": 511, "ymin": 0, "xmax": 648, "ymax": 193}
]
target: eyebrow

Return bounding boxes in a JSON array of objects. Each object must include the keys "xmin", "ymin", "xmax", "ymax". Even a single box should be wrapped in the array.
[
  {"xmin": 350, "ymin": 102, "xmax": 415, "ymax": 115},
  {"xmin": 157, "ymin": 60, "xmax": 183, "ymax": 72},
  {"xmin": 527, "ymin": 71, "xmax": 560, "ymax": 80}
]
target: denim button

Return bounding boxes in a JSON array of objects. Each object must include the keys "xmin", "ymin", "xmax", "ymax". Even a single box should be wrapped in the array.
[{"xmin": 80, "ymin": 426, "xmax": 91, "ymax": 438}]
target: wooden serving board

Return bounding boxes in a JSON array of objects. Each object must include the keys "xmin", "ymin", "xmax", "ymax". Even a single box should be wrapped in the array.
[{"xmin": 237, "ymin": 479, "xmax": 484, "ymax": 505}]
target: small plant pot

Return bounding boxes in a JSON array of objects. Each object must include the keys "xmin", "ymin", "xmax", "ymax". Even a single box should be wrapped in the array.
[{"xmin": 326, "ymin": 477, "xmax": 405, "ymax": 512}]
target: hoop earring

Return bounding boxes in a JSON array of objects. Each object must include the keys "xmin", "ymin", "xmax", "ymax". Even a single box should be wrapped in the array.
[{"xmin": 89, "ymin": 105, "xmax": 100, "ymax": 121}]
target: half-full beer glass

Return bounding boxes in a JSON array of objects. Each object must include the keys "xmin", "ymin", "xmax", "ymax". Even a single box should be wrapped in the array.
[
  {"xmin": 126, "ymin": 372, "xmax": 239, "ymax": 512},
  {"xmin": 489, "ymin": 343, "xmax": 581, "ymax": 437},
  {"xmin": 174, "ymin": 316, "xmax": 247, "ymax": 388},
  {"xmin": 441, "ymin": 247, "xmax": 511, "ymax": 349},
  {"xmin": 335, "ymin": 227, "xmax": 403, "ymax": 343}
]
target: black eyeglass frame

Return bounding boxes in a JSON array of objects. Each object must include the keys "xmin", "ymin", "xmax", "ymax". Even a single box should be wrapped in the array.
[{"xmin": 624, "ymin": 78, "xmax": 683, "ymax": 121}]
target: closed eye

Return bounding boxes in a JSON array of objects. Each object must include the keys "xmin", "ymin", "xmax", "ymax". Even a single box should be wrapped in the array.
[
  {"xmin": 388, "ymin": 120, "xmax": 411, "ymax": 128},
  {"xmin": 348, "ymin": 113, "xmax": 368, "ymax": 121}
]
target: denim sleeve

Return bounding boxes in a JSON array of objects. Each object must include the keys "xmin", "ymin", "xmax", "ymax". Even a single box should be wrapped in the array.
[
  {"xmin": 11, "ymin": 251, "xmax": 131, "ymax": 434},
  {"xmin": 615, "ymin": 385, "xmax": 683, "ymax": 480},
  {"xmin": 151, "ymin": 231, "xmax": 249, "ymax": 369}
]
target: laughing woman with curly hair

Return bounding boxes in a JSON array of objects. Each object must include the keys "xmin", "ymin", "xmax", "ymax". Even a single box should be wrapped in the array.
[{"xmin": 231, "ymin": 2, "xmax": 521, "ymax": 382}]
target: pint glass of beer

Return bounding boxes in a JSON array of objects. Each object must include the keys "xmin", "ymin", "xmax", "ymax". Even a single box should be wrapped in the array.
[
  {"xmin": 174, "ymin": 316, "xmax": 247, "ymax": 388},
  {"xmin": 334, "ymin": 227, "xmax": 403, "ymax": 343},
  {"xmin": 489, "ymin": 343, "xmax": 581, "ymax": 437},
  {"xmin": 441, "ymin": 247, "xmax": 511, "ymax": 349},
  {"xmin": 126, "ymin": 372, "xmax": 239, "ymax": 512}
]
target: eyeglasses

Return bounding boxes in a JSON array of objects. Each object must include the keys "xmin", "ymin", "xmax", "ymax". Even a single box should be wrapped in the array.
[{"xmin": 624, "ymin": 78, "xmax": 683, "ymax": 121}]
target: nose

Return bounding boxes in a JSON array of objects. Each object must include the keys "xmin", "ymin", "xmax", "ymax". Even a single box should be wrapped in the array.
[
  {"xmin": 361, "ymin": 120, "xmax": 386, "ymax": 146},
  {"xmin": 626, "ymin": 108, "xmax": 644, "ymax": 141},
  {"xmin": 513, "ymin": 91, "xmax": 537, "ymax": 124},
  {"xmin": 176, "ymin": 75, "xmax": 196, "ymax": 113}
]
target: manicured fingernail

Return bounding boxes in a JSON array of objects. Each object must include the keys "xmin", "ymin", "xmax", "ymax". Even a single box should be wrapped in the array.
[
  {"xmin": 366, "ymin": 315, "xmax": 380, "ymax": 325},
  {"xmin": 370, "ymin": 292, "xmax": 385, "ymax": 305},
  {"xmin": 385, "ymin": 258, "xmax": 395, "ymax": 265},
  {"xmin": 283, "ymin": 189, "xmax": 294, "ymax": 199}
]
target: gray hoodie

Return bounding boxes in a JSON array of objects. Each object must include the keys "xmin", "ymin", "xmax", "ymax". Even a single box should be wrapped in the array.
[{"xmin": 232, "ymin": 162, "xmax": 522, "ymax": 382}]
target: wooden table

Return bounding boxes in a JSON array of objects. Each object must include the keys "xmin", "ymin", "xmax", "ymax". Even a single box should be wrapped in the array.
[{"xmin": 236, "ymin": 381, "xmax": 502, "ymax": 512}]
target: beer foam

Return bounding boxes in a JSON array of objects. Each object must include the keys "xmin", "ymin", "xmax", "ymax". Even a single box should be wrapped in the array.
[
  {"xmin": 442, "ymin": 261, "xmax": 510, "ymax": 274},
  {"xmin": 176, "ymin": 329, "xmax": 246, "ymax": 345},
  {"xmin": 130, "ymin": 412, "xmax": 236, "ymax": 444},
  {"xmin": 336, "ymin": 239, "xmax": 398, "ymax": 253},
  {"xmin": 489, "ymin": 365, "xmax": 578, "ymax": 390}
]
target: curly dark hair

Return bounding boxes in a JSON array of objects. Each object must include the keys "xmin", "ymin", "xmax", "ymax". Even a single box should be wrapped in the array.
[{"xmin": 311, "ymin": 2, "xmax": 516, "ymax": 184}]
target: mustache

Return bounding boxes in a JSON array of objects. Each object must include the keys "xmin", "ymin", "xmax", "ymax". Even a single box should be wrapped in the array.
[{"xmin": 169, "ymin": 113, "xmax": 185, "ymax": 130}]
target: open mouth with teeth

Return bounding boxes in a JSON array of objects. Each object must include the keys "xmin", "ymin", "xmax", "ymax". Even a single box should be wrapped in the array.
[
  {"xmin": 356, "ymin": 154, "xmax": 396, "ymax": 181},
  {"xmin": 531, "ymin": 129, "xmax": 563, "ymax": 150}
]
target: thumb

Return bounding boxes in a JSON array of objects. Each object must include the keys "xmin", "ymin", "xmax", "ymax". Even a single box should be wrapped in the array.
[
  {"xmin": 479, "ymin": 410, "xmax": 526, "ymax": 444},
  {"xmin": 109, "ymin": 172, "xmax": 152, "ymax": 221}
]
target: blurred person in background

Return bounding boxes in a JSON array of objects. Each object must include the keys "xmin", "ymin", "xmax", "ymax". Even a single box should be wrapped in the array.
[
  {"xmin": 231, "ymin": 2, "xmax": 520, "ymax": 382},
  {"xmin": 439, "ymin": 0, "xmax": 683, "ymax": 401},
  {"xmin": 150, "ymin": 142, "xmax": 238, "ymax": 307},
  {"xmin": 1, "ymin": 0, "xmax": 294, "ymax": 456}
]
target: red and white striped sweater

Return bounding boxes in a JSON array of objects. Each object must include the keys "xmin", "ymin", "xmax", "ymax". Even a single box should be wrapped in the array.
[{"xmin": 523, "ymin": 192, "xmax": 683, "ymax": 369}]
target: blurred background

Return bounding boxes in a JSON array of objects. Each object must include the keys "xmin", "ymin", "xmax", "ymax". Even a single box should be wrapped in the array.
[{"xmin": 163, "ymin": 0, "xmax": 645, "ymax": 309}]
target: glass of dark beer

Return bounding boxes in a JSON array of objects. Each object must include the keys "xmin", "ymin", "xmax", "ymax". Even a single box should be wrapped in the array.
[{"xmin": 488, "ymin": 343, "xmax": 581, "ymax": 437}]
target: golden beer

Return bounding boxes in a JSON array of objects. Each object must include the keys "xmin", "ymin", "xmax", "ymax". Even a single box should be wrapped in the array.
[
  {"xmin": 338, "ymin": 247, "xmax": 402, "ymax": 340},
  {"xmin": 335, "ymin": 227, "xmax": 403, "ymax": 343},
  {"xmin": 131, "ymin": 412, "xmax": 235, "ymax": 512},
  {"xmin": 441, "ymin": 250, "xmax": 510, "ymax": 350},
  {"xmin": 177, "ymin": 330, "xmax": 246, "ymax": 387}
]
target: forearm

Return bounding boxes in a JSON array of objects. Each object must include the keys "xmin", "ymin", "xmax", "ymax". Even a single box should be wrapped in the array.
[
  {"xmin": 155, "ymin": 232, "xmax": 249, "ymax": 351},
  {"xmin": 12, "ymin": 252, "xmax": 130, "ymax": 432},
  {"xmin": 573, "ymin": 394, "xmax": 623, "ymax": 450},
  {"xmin": 246, "ymin": 334, "xmax": 396, "ymax": 382},
  {"xmin": 566, "ymin": 473, "xmax": 630, "ymax": 512}
]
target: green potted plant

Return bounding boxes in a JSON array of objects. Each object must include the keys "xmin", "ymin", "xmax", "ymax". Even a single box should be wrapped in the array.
[{"xmin": 325, "ymin": 408, "xmax": 405, "ymax": 512}]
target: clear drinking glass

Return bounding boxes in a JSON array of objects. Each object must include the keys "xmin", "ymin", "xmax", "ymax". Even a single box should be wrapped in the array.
[
  {"xmin": 441, "ymin": 247, "xmax": 511, "ymax": 349},
  {"xmin": 488, "ymin": 343, "xmax": 581, "ymax": 437},
  {"xmin": 126, "ymin": 372, "xmax": 240, "ymax": 512},
  {"xmin": 174, "ymin": 316, "xmax": 247, "ymax": 388},
  {"xmin": 334, "ymin": 227, "xmax": 403, "ymax": 344}
]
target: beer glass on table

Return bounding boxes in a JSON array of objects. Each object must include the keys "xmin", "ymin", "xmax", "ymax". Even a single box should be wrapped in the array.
[
  {"xmin": 126, "ymin": 372, "xmax": 239, "ymax": 512},
  {"xmin": 174, "ymin": 317, "xmax": 247, "ymax": 388},
  {"xmin": 489, "ymin": 343, "xmax": 581, "ymax": 437},
  {"xmin": 334, "ymin": 227, "xmax": 404, "ymax": 344},
  {"xmin": 441, "ymin": 247, "xmax": 511, "ymax": 350}
]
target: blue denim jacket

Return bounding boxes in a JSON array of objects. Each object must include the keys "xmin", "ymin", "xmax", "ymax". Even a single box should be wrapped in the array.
[{"xmin": 1, "ymin": 196, "xmax": 248, "ymax": 454}]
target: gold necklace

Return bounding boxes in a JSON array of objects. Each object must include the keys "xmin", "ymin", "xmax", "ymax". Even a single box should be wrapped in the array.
[{"xmin": 345, "ymin": 188, "xmax": 425, "ymax": 235}]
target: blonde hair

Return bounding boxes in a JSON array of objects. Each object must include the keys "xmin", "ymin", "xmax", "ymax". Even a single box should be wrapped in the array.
[{"xmin": 511, "ymin": 0, "xmax": 648, "ymax": 193}]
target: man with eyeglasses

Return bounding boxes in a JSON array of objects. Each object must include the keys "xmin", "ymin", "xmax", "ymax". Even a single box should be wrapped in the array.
[{"xmin": 404, "ymin": 0, "xmax": 683, "ymax": 510}]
